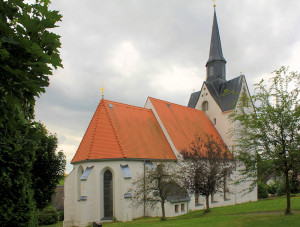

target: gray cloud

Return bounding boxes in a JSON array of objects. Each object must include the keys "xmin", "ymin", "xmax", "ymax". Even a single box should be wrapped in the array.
[{"xmin": 35, "ymin": 0, "xmax": 300, "ymax": 172}]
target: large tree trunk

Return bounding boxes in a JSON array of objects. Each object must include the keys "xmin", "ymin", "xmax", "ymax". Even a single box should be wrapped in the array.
[
  {"xmin": 205, "ymin": 195, "xmax": 210, "ymax": 213},
  {"xmin": 285, "ymin": 170, "xmax": 291, "ymax": 215},
  {"xmin": 161, "ymin": 201, "xmax": 166, "ymax": 221}
]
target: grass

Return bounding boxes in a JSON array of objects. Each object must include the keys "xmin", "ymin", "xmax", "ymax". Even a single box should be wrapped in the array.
[
  {"xmin": 39, "ymin": 197, "xmax": 300, "ymax": 227},
  {"xmin": 58, "ymin": 174, "xmax": 68, "ymax": 185},
  {"xmin": 40, "ymin": 221, "xmax": 63, "ymax": 227},
  {"xmin": 103, "ymin": 197, "xmax": 300, "ymax": 227},
  {"xmin": 58, "ymin": 178, "xmax": 64, "ymax": 185}
]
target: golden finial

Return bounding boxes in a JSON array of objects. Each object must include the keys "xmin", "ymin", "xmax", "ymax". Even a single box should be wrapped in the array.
[
  {"xmin": 213, "ymin": 0, "xmax": 216, "ymax": 7},
  {"xmin": 240, "ymin": 71, "xmax": 243, "ymax": 76},
  {"xmin": 100, "ymin": 84, "xmax": 105, "ymax": 99}
]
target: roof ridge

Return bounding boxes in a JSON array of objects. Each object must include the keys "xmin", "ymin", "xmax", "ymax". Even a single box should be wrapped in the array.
[
  {"xmin": 148, "ymin": 110, "xmax": 175, "ymax": 159},
  {"xmin": 103, "ymin": 101, "xmax": 126, "ymax": 157},
  {"xmin": 72, "ymin": 100, "xmax": 102, "ymax": 162},
  {"xmin": 87, "ymin": 101, "xmax": 102, "ymax": 159},
  {"xmin": 225, "ymin": 75, "xmax": 243, "ymax": 83},
  {"xmin": 103, "ymin": 99, "xmax": 151, "ymax": 112},
  {"xmin": 205, "ymin": 81, "xmax": 221, "ymax": 98},
  {"xmin": 148, "ymin": 97, "xmax": 207, "ymax": 113}
]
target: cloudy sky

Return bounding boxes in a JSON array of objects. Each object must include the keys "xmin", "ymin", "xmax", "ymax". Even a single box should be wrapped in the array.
[{"xmin": 35, "ymin": 0, "xmax": 300, "ymax": 173}]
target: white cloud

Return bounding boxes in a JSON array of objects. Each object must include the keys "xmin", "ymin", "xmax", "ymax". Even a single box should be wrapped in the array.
[
  {"xmin": 35, "ymin": 0, "xmax": 300, "ymax": 173},
  {"xmin": 150, "ymin": 65, "xmax": 202, "ymax": 94},
  {"xmin": 111, "ymin": 41, "xmax": 141, "ymax": 76}
]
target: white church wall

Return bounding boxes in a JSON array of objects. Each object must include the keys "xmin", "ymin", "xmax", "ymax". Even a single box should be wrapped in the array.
[
  {"xmin": 64, "ymin": 168, "xmax": 77, "ymax": 226},
  {"xmin": 194, "ymin": 83, "xmax": 234, "ymax": 149},
  {"xmin": 64, "ymin": 160, "xmax": 156, "ymax": 226},
  {"xmin": 233, "ymin": 162, "xmax": 257, "ymax": 204},
  {"xmin": 65, "ymin": 160, "xmax": 257, "ymax": 226},
  {"xmin": 165, "ymin": 201, "xmax": 189, "ymax": 217}
]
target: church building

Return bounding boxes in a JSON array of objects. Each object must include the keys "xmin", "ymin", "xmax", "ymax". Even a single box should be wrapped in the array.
[{"xmin": 64, "ymin": 7, "xmax": 257, "ymax": 227}]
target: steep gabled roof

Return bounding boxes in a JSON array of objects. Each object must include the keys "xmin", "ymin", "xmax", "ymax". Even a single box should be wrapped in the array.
[
  {"xmin": 188, "ymin": 75, "xmax": 245, "ymax": 111},
  {"xmin": 149, "ymin": 97, "xmax": 226, "ymax": 152},
  {"xmin": 72, "ymin": 99, "xmax": 176, "ymax": 163}
]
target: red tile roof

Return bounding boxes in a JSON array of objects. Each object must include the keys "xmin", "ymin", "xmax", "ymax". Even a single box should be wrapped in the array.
[
  {"xmin": 148, "ymin": 97, "xmax": 226, "ymax": 153},
  {"xmin": 71, "ymin": 99, "xmax": 176, "ymax": 163}
]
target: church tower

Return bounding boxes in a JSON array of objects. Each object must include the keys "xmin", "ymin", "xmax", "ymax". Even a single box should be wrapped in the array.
[
  {"xmin": 187, "ymin": 5, "xmax": 253, "ymax": 148},
  {"xmin": 206, "ymin": 7, "xmax": 227, "ymax": 92}
]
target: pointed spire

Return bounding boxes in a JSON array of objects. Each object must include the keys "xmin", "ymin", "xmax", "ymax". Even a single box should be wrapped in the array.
[
  {"xmin": 207, "ymin": 8, "xmax": 226, "ymax": 64},
  {"xmin": 206, "ymin": 7, "xmax": 226, "ymax": 83}
]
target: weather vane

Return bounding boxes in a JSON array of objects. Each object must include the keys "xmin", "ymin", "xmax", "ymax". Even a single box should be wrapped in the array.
[
  {"xmin": 100, "ymin": 84, "xmax": 105, "ymax": 99},
  {"xmin": 213, "ymin": 0, "xmax": 216, "ymax": 8}
]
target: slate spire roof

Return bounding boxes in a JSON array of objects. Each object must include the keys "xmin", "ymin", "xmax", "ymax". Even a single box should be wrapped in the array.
[
  {"xmin": 188, "ymin": 7, "xmax": 247, "ymax": 112},
  {"xmin": 188, "ymin": 75, "xmax": 246, "ymax": 111},
  {"xmin": 206, "ymin": 8, "xmax": 226, "ymax": 65}
]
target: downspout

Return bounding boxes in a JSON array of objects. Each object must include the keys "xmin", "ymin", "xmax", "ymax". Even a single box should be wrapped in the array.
[
  {"xmin": 143, "ymin": 160, "xmax": 146, "ymax": 217},
  {"xmin": 234, "ymin": 187, "xmax": 237, "ymax": 204},
  {"xmin": 187, "ymin": 200, "xmax": 189, "ymax": 214}
]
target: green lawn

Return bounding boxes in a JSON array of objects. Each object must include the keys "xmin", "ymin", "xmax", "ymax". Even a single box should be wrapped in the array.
[
  {"xmin": 40, "ymin": 197, "xmax": 300, "ymax": 227},
  {"xmin": 40, "ymin": 221, "xmax": 63, "ymax": 227},
  {"xmin": 103, "ymin": 197, "xmax": 300, "ymax": 227}
]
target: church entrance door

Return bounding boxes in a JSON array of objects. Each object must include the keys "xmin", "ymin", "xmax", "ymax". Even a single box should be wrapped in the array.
[{"xmin": 103, "ymin": 169, "xmax": 113, "ymax": 219}]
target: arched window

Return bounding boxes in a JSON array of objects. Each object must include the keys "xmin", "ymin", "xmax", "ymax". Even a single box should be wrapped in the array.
[
  {"xmin": 103, "ymin": 169, "xmax": 113, "ymax": 218},
  {"xmin": 77, "ymin": 166, "xmax": 83, "ymax": 200},
  {"xmin": 202, "ymin": 101, "xmax": 208, "ymax": 111}
]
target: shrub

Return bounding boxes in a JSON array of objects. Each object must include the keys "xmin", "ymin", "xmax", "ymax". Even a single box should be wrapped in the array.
[
  {"xmin": 276, "ymin": 182, "xmax": 286, "ymax": 197},
  {"xmin": 258, "ymin": 182, "xmax": 268, "ymax": 199},
  {"xmin": 275, "ymin": 181, "xmax": 296, "ymax": 197},
  {"xmin": 290, "ymin": 178, "xmax": 300, "ymax": 194},
  {"xmin": 58, "ymin": 210, "xmax": 64, "ymax": 221},
  {"xmin": 268, "ymin": 181, "xmax": 280, "ymax": 195},
  {"xmin": 38, "ymin": 205, "xmax": 59, "ymax": 225}
]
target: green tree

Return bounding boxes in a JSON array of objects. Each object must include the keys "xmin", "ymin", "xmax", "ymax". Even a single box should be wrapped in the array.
[
  {"xmin": 230, "ymin": 66, "xmax": 300, "ymax": 215},
  {"xmin": 0, "ymin": 0, "xmax": 63, "ymax": 225},
  {"xmin": 32, "ymin": 122, "xmax": 66, "ymax": 210}
]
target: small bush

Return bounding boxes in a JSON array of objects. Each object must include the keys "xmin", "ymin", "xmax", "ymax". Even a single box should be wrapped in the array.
[
  {"xmin": 268, "ymin": 181, "xmax": 280, "ymax": 195},
  {"xmin": 58, "ymin": 210, "xmax": 64, "ymax": 221},
  {"xmin": 258, "ymin": 182, "xmax": 268, "ymax": 199},
  {"xmin": 38, "ymin": 205, "xmax": 59, "ymax": 225},
  {"xmin": 290, "ymin": 178, "xmax": 300, "ymax": 194},
  {"xmin": 276, "ymin": 182, "xmax": 286, "ymax": 197}
]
